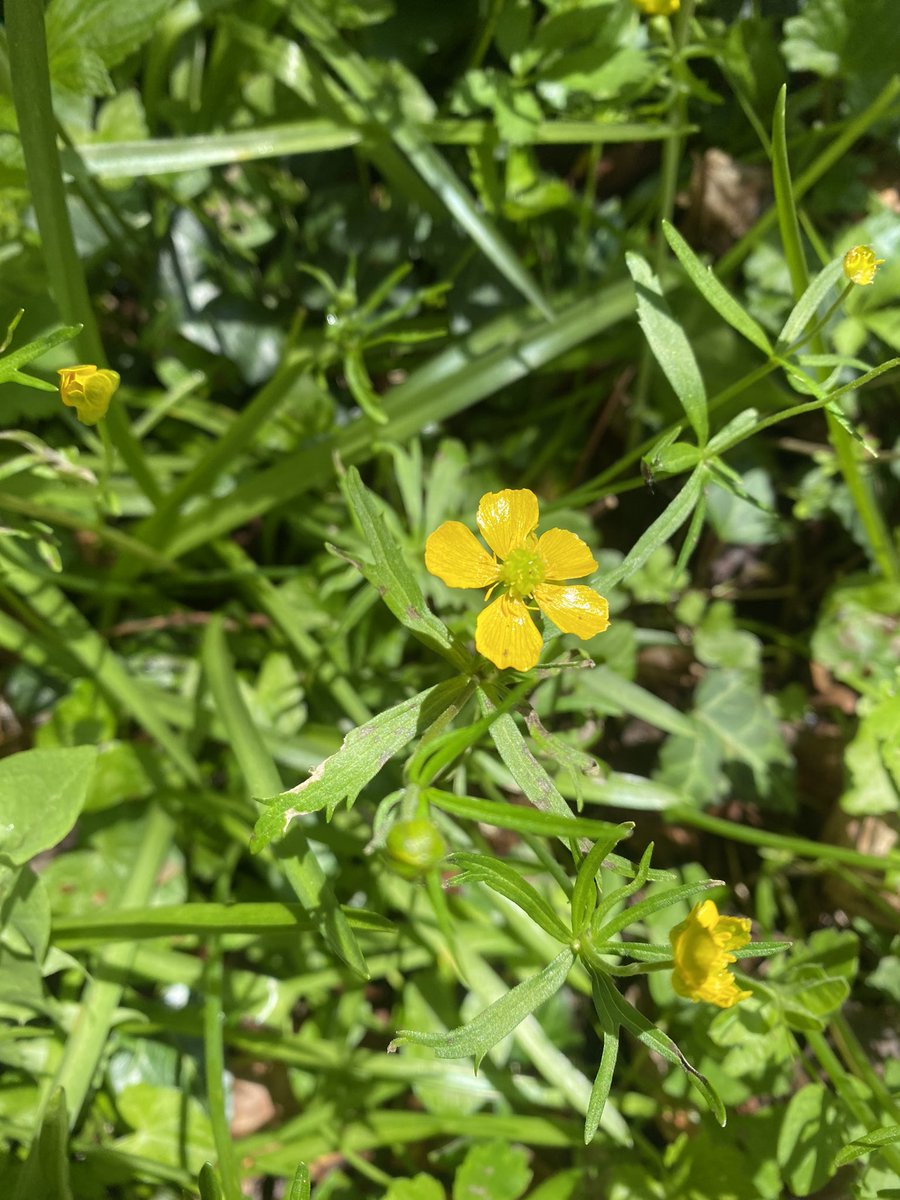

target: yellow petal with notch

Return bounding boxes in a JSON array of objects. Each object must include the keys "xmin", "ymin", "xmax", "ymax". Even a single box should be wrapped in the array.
[
  {"xmin": 476, "ymin": 489, "xmax": 539, "ymax": 560},
  {"xmin": 537, "ymin": 528, "xmax": 597, "ymax": 581},
  {"xmin": 475, "ymin": 593, "xmax": 542, "ymax": 671}
]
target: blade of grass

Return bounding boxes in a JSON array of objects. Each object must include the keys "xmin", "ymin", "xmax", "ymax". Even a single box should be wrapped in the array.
[
  {"xmin": 5, "ymin": 0, "xmax": 159, "ymax": 504},
  {"xmin": 157, "ymin": 282, "xmax": 635, "ymax": 560},
  {"xmin": 53, "ymin": 902, "xmax": 393, "ymax": 943},
  {"xmin": 40, "ymin": 804, "xmax": 175, "ymax": 1130},
  {"xmin": 0, "ymin": 543, "xmax": 199, "ymax": 782},
  {"xmin": 201, "ymin": 615, "xmax": 368, "ymax": 978},
  {"xmin": 718, "ymin": 75, "xmax": 900, "ymax": 277},
  {"xmin": 668, "ymin": 806, "xmax": 900, "ymax": 875},
  {"xmin": 65, "ymin": 122, "xmax": 361, "ymax": 176},
  {"xmin": 770, "ymin": 87, "xmax": 899, "ymax": 582}
]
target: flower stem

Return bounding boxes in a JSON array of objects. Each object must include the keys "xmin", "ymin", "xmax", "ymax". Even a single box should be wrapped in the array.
[
  {"xmin": 807, "ymin": 1028, "xmax": 900, "ymax": 1175},
  {"xmin": 4, "ymin": 0, "xmax": 159, "ymax": 504}
]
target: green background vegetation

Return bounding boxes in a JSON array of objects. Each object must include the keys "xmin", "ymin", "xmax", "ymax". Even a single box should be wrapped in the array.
[{"xmin": 0, "ymin": 0, "xmax": 899, "ymax": 1197}]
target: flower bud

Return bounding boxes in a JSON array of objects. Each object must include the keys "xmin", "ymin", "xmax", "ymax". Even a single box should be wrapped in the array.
[
  {"xmin": 57, "ymin": 365, "xmax": 120, "ymax": 425},
  {"xmin": 385, "ymin": 818, "xmax": 445, "ymax": 877},
  {"xmin": 632, "ymin": 0, "xmax": 680, "ymax": 15},
  {"xmin": 842, "ymin": 245, "xmax": 884, "ymax": 287}
]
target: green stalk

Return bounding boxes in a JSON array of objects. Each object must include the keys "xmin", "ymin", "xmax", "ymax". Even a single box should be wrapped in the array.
[
  {"xmin": 667, "ymin": 806, "xmax": 900, "ymax": 875},
  {"xmin": 201, "ymin": 616, "xmax": 368, "ymax": 978},
  {"xmin": 830, "ymin": 1012, "xmax": 900, "ymax": 1126},
  {"xmin": 203, "ymin": 914, "xmax": 242, "ymax": 1198},
  {"xmin": 4, "ymin": 0, "xmax": 159, "ymax": 504},
  {"xmin": 653, "ymin": 0, "xmax": 696, "ymax": 279},
  {"xmin": 806, "ymin": 1029, "xmax": 900, "ymax": 1176},
  {"xmin": 719, "ymin": 76, "xmax": 900, "ymax": 277},
  {"xmin": 628, "ymin": 0, "xmax": 698, "ymax": 450},
  {"xmin": 42, "ymin": 805, "xmax": 175, "ymax": 1130},
  {"xmin": 770, "ymin": 86, "xmax": 899, "ymax": 582}
]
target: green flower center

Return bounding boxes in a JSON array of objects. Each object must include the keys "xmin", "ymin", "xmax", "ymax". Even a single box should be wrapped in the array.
[{"xmin": 499, "ymin": 547, "xmax": 545, "ymax": 600}]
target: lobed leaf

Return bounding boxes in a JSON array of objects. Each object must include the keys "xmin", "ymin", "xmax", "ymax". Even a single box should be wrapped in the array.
[
  {"xmin": 449, "ymin": 852, "xmax": 571, "ymax": 943},
  {"xmin": 626, "ymin": 252, "xmax": 708, "ymax": 445},
  {"xmin": 251, "ymin": 677, "xmax": 470, "ymax": 851}
]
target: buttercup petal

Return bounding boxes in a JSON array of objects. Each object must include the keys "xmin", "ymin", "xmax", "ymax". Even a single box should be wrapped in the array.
[
  {"xmin": 476, "ymin": 489, "xmax": 539, "ymax": 560},
  {"xmin": 425, "ymin": 521, "xmax": 499, "ymax": 589},
  {"xmin": 537, "ymin": 528, "xmax": 597, "ymax": 581},
  {"xmin": 669, "ymin": 900, "xmax": 752, "ymax": 1009},
  {"xmin": 475, "ymin": 593, "xmax": 543, "ymax": 671},
  {"xmin": 712, "ymin": 914, "xmax": 752, "ymax": 952},
  {"xmin": 533, "ymin": 584, "xmax": 609, "ymax": 640},
  {"xmin": 58, "ymin": 365, "xmax": 120, "ymax": 425}
]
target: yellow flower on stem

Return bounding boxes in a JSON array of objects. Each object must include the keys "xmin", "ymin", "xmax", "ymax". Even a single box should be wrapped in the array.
[
  {"xmin": 842, "ymin": 245, "xmax": 884, "ymax": 287},
  {"xmin": 632, "ymin": 0, "xmax": 680, "ymax": 15},
  {"xmin": 425, "ymin": 488, "xmax": 609, "ymax": 671},
  {"xmin": 57, "ymin": 364, "xmax": 120, "ymax": 426},
  {"xmin": 670, "ymin": 899, "xmax": 752, "ymax": 1009}
]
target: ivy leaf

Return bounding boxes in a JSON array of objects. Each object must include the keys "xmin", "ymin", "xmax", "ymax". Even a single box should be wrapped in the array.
[
  {"xmin": 783, "ymin": 0, "xmax": 900, "ymax": 106},
  {"xmin": 693, "ymin": 669, "xmax": 791, "ymax": 798},
  {"xmin": 453, "ymin": 1142, "xmax": 531, "ymax": 1200},
  {"xmin": 0, "ymin": 747, "xmax": 96, "ymax": 866}
]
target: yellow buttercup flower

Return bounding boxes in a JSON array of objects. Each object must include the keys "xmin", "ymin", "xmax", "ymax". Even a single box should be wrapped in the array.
[
  {"xmin": 842, "ymin": 245, "xmax": 884, "ymax": 287},
  {"xmin": 632, "ymin": 0, "xmax": 680, "ymax": 15},
  {"xmin": 670, "ymin": 899, "xmax": 752, "ymax": 1009},
  {"xmin": 57, "ymin": 364, "xmax": 120, "ymax": 425},
  {"xmin": 425, "ymin": 488, "xmax": 609, "ymax": 671}
]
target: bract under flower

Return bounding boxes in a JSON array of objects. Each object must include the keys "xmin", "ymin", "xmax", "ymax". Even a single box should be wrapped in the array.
[
  {"xmin": 670, "ymin": 899, "xmax": 752, "ymax": 1009},
  {"xmin": 425, "ymin": 488, "xmax": 609, "ymax": 671},
  {"xmin": 57, "ymin": 365, "xmax": 120, "ymax": 426}
]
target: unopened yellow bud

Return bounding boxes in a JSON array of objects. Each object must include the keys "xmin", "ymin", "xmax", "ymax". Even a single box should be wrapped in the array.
[
  {"xmin": 842, "ymin": 245, "xmax": 884, "ymax": 287},
  {"xmin": 57, "ymin": 364, "xmax": 120, "ymax": 425},
  {"xmin": 632, "ymin": 0, "xmax": 680, "ymax": 15}
]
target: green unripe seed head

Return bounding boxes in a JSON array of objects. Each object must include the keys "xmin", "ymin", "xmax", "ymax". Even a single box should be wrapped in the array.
[{"xmin": 385, "ymin": 819, "xmax": 446, "ymax": 877}]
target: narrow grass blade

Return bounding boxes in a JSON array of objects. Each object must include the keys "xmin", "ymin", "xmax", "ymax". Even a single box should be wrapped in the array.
[
  {"xmin": 201, "ymin": 616, "xmax": 368, "ymax": 978},
  {"xmin": 158, "ymin": 282, "xmax": 635, "ymax": 559},
  {"xmin": 0, "ymin": 543, "xmax": 198, "ymax": 781},
  {"xmin": 778, "ymin": 257, "xmax": 843, "ymax": 347},
  {"xmin": 65, "ymin": 122, "xmax": 361, "ymax": 177},
  {"xmin": 426, "ymin": 788, "xmax": 631, "ymax": 843},
  {"xmin": 835, "ymin": 1126, "xmax": 900, "ymax": 1169},
  {"xmin": 450, "ymin": 852, "xmax": 571, "ymax": 943},
  {"xmin": 771, "ymin": 85, "xmax": 809, "ymax": 296},
  {"xmin": 53, "ymin": 902, "xmax": 392, "ymax": 943}
]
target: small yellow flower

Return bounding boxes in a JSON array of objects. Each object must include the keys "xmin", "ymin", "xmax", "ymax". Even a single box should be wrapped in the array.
[
  {"xmin": 57, "ymin": 364, "xmax": 120, "ymax": 425},
  {"xmin": 632, "ymin": 0, "xmax": 680, "ymax": 15},
  {"xmin": 842, "ymin": 245, "xmax": 884, "ymax": 287},
  {"xmin": 670, "ymin": 899, "xmax": 752, "ymax": 1009},
  {"xmin": 425, "ymin": 488, "xmax": 609, "ymax": 671}
]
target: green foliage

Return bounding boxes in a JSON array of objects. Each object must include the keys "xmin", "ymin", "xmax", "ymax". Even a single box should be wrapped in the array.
[
  {"xmin": 1, "ymin": 0, "xmax": 900, "ymax": 1195},
  {"xmin": 0, "ymin": 746, "xmax": 96, "ymax": 864}
]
